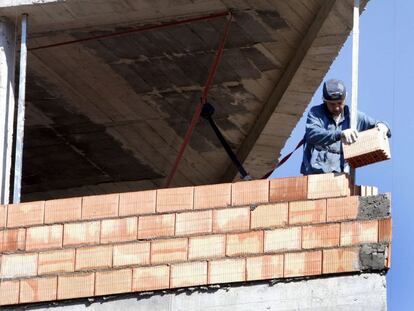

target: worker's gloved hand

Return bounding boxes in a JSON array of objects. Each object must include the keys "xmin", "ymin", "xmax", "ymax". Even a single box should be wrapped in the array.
[
  {"xmin": 341, "ymin": 129, "xmax": 358, "ymax": 144},
  {"xmin": 377, "ymin": 123, "xmax": 389, "ymax": 134}
]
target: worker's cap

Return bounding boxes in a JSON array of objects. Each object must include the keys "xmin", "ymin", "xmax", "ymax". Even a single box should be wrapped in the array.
[{"xmin": 323, "ymin": 79, "xmax": 346, "ymax": 102}]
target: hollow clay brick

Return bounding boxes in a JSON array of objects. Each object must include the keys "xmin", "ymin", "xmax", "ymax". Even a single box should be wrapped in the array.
[
  {"xmin": 151, "ymin": 238, "xmax": 188, "ymax": 264},
  {"xmin": 264, "ymin": 227, "xmax": 301, "ymax": 253},
  {"xmin": 0, "ymin": 280, "xmax": 19, "ymax": 305},
  {"xmin": 119, "ymin": 190, "xmax": 156, "ymax": 216},
  {"xmin": 0, "ymin": 228, "xmax": 25, "ymax": 252},
  {"xmin": 175, "ymin": 210, "xmax": 212, "ymax": 236},
  {"xmin": 246, "ymin": 254, "xmax": 283, "ymax": 281},
  {"xmin": 307, "ymin": 173, "xmax": 351, "ymax": 199},
  {"xmin": 379, "ymin": 218, "xmax": 392, "ymax": 242},
  {"xmin": 289, "ymin": 199, "xmax": 326, "ymax": 225},
  {"xmin": 284, "ymin": 251, "xmax": 322, "ymax": 277},
  {"xmin": 226, "ymin": 231, "xmax": 264, "ymax": 256},
  {"xmin": 95, "ymin": 269, "xmax": 132, "ymax": 296},
  {"xmin": 0, "ymin": 205, "xmax": 6, "ymax": 229},
  {"xmin": 250, "ymin": 203, "xmax": 288, "ymax": 229},
  {"xmin": 132, "ymin": 265, "xmax": 170, "ymax": 292},
  {"xmin": 113, "ymin": 242, "xmax": 150, "ymax": 267},
  {"xmin": 26, "ymin": 224, "xmax": 63, "ymax": 251},
  {"xmin": 44, "ymin": 197, "xmax": 82, "ymax": 224},
  {"xmin": 170, "ymin": 261, "xmax": 207, "ymax": 288},
  {"xmin": 38, "ymin": 249, "xmax": 75, "ymax": 275},
  {"xmin": 156, "ymin": 187, "xmax": 193, "ymax": 213},
  {"xmin": 188, "ymin": 235, "xmax": 226, "ymax": 260},
  {"xmin": 340, "ymin": 220, "xmax": 378, "ymax": 246},
  {"xmin": 212, "ymin": 207, "xmax": 250, "ymax": 233},
  {"xmin": 343, "ymin": 127, "xmax": 391, "ymax": 168},
  {"xmin": 20, "ymin": 276, "xmax": 57, "ymax": 303},
  {"xmin": 101, "ymin": 217, "xmax": 137, "ymax": 243},
  {"xmin": 57, "ymin": 273, "xmax": 94, "ymax": 300},
  {"xmin": 270, "ymin": 176, "xmax": 307, "ymax": 202},
  {"xmin": 7, "ymin": 201, "xmax": 44, "ymax": 228},
  {"xmin": 82, "ymin": 194, "xmax": 119, "ymax": 220},
  {"xmin": 323, "ymin": 248, "xmax": 359, "ymax": 274},
  {"xmin": 208, "ymin": 258, "xmax": 245, "ymax": 284},
  {"xmin": 1, "ymin": 253, "xmax": 38, "ymax": 278},
  {"xmin": 232, "ymin": 180, "xmax": 269, "ymax": 206},
  {"xmin": 75, "ymin": 245, "xmax": 112, "ymax": 271},
  {"xmin": 138, "ymin": 214, "xmax": 175, "ymax": 239},
  {"xmin": 326, "ymin": 196, "xmax": 358, "ymax": 222},
  {"xmin": 302, "ymin": 223, "xmax": 340, "ymax": 249},
  {"xmin": 63, "ymin": 221, "xmax": 100, "ymax": 247},
  {"xmin": 194, "ymin": 183, "xmax": 231, "ymax": 209}
]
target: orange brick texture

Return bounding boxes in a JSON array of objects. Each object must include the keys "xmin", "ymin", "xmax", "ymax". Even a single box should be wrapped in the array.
[
  {"xmin": 0, "ymin": 173, "xmax": 392, "ymax": 307},
  {"xmin": 343, "ymin": 127, "xmax": 391, "ymax": 168}
]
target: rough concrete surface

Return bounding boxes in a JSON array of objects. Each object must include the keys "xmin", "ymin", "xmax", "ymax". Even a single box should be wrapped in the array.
[
  {"xmin": 360, "ymin": 243, "xmax": 388, "ymax": 271},
  {"xmin": 358, "ymin": 194, "xmax": 391, "ymax": 220},
  {"xmin": 10, "ymin": 274, "xmax": 387, "ymax": 311}
]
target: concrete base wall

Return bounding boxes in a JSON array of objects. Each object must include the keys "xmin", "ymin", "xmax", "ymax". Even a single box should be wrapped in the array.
[{"xmin": 13, "ymin": 273, "xmax": 387, "ymax": 311}]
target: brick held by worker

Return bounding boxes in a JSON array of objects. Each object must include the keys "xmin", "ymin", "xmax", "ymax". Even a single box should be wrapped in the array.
[{"xmin": 300, "ymin": 78, "xmax": 391, "ymax": 175}]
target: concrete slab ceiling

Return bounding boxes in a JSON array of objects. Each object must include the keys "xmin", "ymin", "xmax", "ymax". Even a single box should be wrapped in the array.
[{"xmin": 0, "ymin": 0, "xmax": 370, "ymax": 200}]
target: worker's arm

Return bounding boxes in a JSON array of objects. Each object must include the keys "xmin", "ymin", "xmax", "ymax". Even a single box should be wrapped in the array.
[
  {"xmin": 357, "ymin": 111, "xmax": 392, "ymax": 137},
  {"xmin": 305, "ymin": 109, "xmax": 342, "ymax": 147}
]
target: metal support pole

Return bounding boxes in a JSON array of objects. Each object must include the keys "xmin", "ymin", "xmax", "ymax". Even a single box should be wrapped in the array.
[
  {"xmin": 13, "ymin": 14, "xmax": 28, "ymax": 204},
  {"xmin": 350, "ymin": 0, "xmax": 360, "ymax": 182},
  {"xmin": 0, "ymin": 17, "xmax": 17, "ymax": 205},
  {"xmin": 350, "ymin": 0, "xmax": 360, "ymax": 130}
]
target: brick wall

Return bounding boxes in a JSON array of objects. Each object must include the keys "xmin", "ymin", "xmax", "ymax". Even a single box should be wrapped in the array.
[{"xmin": 0, "ymin": 173, "xmax": 391, "ymax": 306}]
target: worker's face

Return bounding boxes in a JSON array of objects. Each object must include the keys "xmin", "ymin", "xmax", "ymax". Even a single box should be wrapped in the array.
[{"xmin": 325, "ymin": 100, "xmax": 345, "ymax": 116}]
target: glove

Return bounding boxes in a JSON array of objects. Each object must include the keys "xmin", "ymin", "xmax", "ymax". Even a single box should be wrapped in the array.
[
  {"xmin": 341, "ymin": 129, "xmax": 358, "ymax": 144},
  {"xmin": 377, "ymin": 123, "xmax": 389, "ymax": 134}
]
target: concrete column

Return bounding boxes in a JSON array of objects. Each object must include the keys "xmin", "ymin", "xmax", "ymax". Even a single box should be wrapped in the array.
[{"xmin": 0, "ymin": 17, "xmax": 16, "ymax": 204}]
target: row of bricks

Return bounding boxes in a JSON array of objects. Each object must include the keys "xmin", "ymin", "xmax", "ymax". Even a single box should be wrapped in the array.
[
  {"xmin": 0, "ymin": 173, "xmax": 352, "ymax": 229},
  {"xmin": 0, "ymin": 246, "xmax": 387, "ymax": 306},
  {"xmin": 0, "ymin": 196, "xmax": 372, "ymax": 254},
  {"xmin": 355, "ymin": 185, "xmax": 379, "ymax": 197},
  {"xmin": 0, "ymin": 219, "xmax": 391, "ymax": 279}
]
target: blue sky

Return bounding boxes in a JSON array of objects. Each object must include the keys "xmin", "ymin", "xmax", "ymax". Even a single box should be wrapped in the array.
[{"xmin": 271, "ymin": 0, "xmax": 411, "ymax": 309}]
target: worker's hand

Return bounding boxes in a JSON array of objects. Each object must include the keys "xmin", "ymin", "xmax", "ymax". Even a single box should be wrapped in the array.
[
  {"xmin": 377, "ymin": 123, "xmax": 389, "ymax": 134},
  {"xmin": 341, "ymin": 129, "xmax": 358, "ymax": 144}
]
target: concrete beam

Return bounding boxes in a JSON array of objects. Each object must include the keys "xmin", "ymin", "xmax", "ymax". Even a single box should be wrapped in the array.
[
  {"xmin": 0, "ymin": 17, "xmax": 16, "ymax": 204},
  {"xmin": 22, "ymin": 273, "xmax": 387, "ymax": 310},
  {"xmin": 0, "ymin": 0, "xmax": 60, "ymax": 8}
]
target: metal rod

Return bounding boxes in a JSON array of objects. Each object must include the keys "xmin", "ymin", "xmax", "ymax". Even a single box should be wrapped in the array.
[
  {"xmin": 164, "ymin": 12, "xmax": 232, "ymax": 188},
  {"xmin": 208, "ymin": 116, "xmax": 249, "ymax": 178},
  {"xmin": 29, "ymin": 11, "xmax": 229, "ymax": 51},
  {"xmin": 350, "ymin": 0, "xmax": 360, "ymax": 181},
  {"xmin": 201, "ymin": 103, "xmax": 249, "ymax": 179},
  {"xmin": 13, "ymin": 14, "xmax": 28, "ymax": 204}
]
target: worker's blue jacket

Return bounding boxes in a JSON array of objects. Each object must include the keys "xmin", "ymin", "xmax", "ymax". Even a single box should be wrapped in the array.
[{"xmin": 300, "ymin": 103, "xmax": 391, "ymax": 175}]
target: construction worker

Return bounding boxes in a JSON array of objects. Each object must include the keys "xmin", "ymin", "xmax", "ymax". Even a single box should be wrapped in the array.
[{"xmin": 300, "ymin": 78, "xmax": 391, "ymax": 175}]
